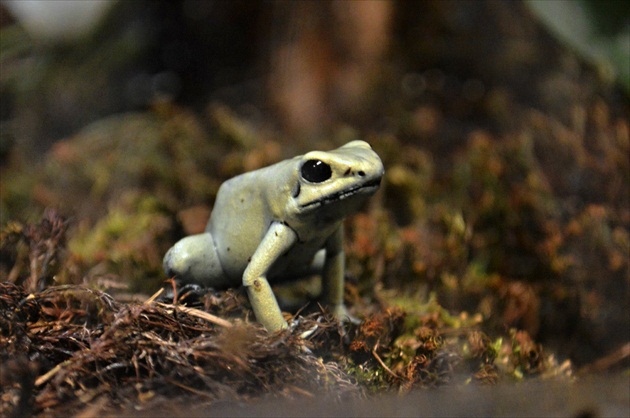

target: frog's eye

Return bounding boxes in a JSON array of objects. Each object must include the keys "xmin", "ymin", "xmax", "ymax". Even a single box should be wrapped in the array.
[{"xmin": 301, "ymin": 159, "xmax": 332, "ymax": 183}]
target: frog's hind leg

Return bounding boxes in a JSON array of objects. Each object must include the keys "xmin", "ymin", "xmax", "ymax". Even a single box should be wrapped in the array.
[{"xmin": 163, "ymin": 232, "xmax": 230, "ymax": 288}]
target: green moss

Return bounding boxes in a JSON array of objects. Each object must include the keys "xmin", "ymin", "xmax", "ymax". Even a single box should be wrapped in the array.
[
  {"xmin": 345, "ymin": 360, "xmax": 391, "ymax": 391},
  {"xmin": 388, "ymin": 292, "xmax": 483, "ymax": 330},
  {"xmin": 68, "ymin": 191, "xmax": 171, "ymax": 291}
]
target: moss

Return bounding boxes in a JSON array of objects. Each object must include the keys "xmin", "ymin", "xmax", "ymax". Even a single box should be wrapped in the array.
[{"xmin": 68, "ymin": 191, "xmax": 171, "ymax": 291}]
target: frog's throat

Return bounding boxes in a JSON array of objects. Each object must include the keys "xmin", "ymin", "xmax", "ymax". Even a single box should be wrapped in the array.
[{"xmin": 299, "ymin": 178, "xmax": 382, "ymax": 209}]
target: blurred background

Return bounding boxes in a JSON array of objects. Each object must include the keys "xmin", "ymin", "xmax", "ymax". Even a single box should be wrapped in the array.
[{"xmin": 0, "ymin": 0, "xmax": 628, "ymax": 371}]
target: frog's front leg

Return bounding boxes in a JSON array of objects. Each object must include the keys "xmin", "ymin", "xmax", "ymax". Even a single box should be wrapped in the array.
[
  {"xmin": 321, "ymin": 226, "xmax": 354, "ymax": 322},
  {"xmin": 243, "ymin": 221, "xmax": 297, "ymax": 331}
]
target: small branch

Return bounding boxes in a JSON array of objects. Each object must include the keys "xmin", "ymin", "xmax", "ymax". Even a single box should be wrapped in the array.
[
  {"xmin": 144, "ymin": 287, "xmax": 164, "ymax": 305},
  {"xmin": 579, "ymin": 342, "xmax": 630, "ymax": 374},
  {"xmin": 372, "ymin": 345, "xmax": 401, "ymax": 380},
  {"xmin": 156, "ymin": 302, "xmax": 233, "ymax": 328},
  {"xmin": 35, "ymin": 359, "xmax": 73, "ymax": 387}
]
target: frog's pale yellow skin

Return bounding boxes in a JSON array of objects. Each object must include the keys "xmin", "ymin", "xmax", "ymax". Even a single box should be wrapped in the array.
[{"xmin": 163, "ymin": 140, "xmax": 384, "ymax": 331}]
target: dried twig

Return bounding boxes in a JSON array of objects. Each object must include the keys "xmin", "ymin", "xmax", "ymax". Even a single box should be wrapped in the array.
[{"xmin": 372, "ymin": 343, "xmax": 401, "ymax": 380}]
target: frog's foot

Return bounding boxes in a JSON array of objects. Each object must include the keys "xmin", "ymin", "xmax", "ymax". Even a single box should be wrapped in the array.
[
  {"xmin": 246, "ymin": 279, "xmax": 289, "ymax": 332},
  {"xmin": 329, "ymin": 304, "xmax": 361, "ymax": 325},
  {"xmin": 158, "ymin": 283, "xmax": 210, "ymax": 307}
]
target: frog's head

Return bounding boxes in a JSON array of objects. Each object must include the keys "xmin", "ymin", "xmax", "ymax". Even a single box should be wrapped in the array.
[{"xmin": 289, "ymin": 140, "xmax": 384, "ymax": 220}]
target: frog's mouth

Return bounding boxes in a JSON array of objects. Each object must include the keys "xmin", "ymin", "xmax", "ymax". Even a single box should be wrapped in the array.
[{"xmin": 300, "ymin": 178, "xmax": 382, "ymax": 208}]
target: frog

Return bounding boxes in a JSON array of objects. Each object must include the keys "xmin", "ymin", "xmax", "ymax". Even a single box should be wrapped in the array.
[{"xmin": 163, "ymin": 140, "xmax": 384, "ymax": 332}]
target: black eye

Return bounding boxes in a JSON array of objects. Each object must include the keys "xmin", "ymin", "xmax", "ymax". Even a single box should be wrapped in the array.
[{"xmin": 301, "ymin": 159, "xmax": 332, "ymax": 183}]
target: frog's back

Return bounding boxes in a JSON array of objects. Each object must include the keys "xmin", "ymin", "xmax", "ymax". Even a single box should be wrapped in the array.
[{"xmin": 206, "ymin": 160, "xmax": 296, "ymax": 280}]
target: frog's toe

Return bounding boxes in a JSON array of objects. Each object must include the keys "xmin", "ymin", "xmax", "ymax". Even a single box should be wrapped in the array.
[
  {"xmin": 163, "ymin": 244, "xmax": 193, "ymax": 280},
  {"xmin": 163, "ymin": 247, "xmax": 178, "ymax": 277},
  {"xmin": 157, "ymin": 283, "xmax": 208, "ymax": 305},
  {"xmin": 330, "ymin": 304, "xmax": 360, "ymax": 325}
]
